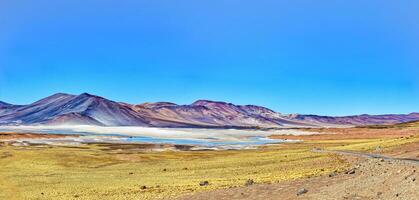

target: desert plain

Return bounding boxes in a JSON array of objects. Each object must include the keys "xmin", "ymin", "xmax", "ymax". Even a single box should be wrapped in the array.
[{"xmin": 0, "ymin": 122, "xmax": 418, "ymax": 200}]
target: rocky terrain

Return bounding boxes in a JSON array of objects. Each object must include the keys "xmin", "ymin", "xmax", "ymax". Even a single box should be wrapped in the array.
[
  {"xmin": 0, "ymin": 93, "xmax": 418, "ymax": 128},
  {"xmin": 176, "ymin": 154, "xmax": 418, "ymax": 200}
]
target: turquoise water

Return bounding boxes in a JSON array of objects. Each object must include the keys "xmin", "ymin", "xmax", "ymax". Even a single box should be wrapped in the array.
[
  {"xmin": 0, "ymin": 127, "xmax": 290, "ymax": 148},
  {"xmin": 123, "ymin": 135, "xmax": 283, "ymax": 147}
]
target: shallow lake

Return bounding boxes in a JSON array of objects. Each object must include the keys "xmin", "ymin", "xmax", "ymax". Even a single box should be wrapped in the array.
[{"xmin": 0, "ymin": 125, "xmax": 314, "ymax": 149}]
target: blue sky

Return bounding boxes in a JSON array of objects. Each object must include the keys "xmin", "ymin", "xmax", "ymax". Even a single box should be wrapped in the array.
[{"xmin": 0, "ymin": 0, "xmax": 418, "ymax": 116}]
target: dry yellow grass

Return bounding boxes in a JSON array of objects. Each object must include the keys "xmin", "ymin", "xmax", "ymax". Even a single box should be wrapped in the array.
[{"xmin": 0, "ymin": 143, "xmax": 347, "ymax": 200}]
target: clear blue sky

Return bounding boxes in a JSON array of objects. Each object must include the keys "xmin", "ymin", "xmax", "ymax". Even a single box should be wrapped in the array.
[{"xmin": 0, "ymin": 1, "xmax": 418, "ymax": 116}]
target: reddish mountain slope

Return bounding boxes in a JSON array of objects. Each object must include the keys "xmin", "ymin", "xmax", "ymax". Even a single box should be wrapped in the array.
[{"xmin": 0, "ymin": 93, "xmax": 418, "ymax": 128}]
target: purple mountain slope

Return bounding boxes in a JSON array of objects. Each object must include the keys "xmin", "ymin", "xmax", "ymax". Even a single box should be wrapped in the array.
[
  {"xmin": 287, "ymin": 113, "xmax": 419, "ymax": 126},
  {"xmin": 0, "ymin": 101, "xmax": 24, "ymax": 116},
  {"xmin": 0, "ymin": 93, "xmax": 149, "ymax": 126},
  {"xmin": 0, "ymin": 93, "xmax": 418, "ymax": 127},
  {"xmin": 130, "ymin": 99, "xmax": 316, "ymax": 128}
]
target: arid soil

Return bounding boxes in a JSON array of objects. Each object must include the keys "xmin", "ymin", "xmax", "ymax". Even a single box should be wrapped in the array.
[
  {"xmin": 0, "ymin": 132, "xmax": 70, "ymax": 140},
  {"xmin": 176, "ymin": 155, "xmax": 418, "ymax": 200},
  {"xmin": 386, "ymin": 141, "xmax": 419, "ymax": 159},
  {"xmin": 271, "ymin": 126, "xmax": 419, "ymax": 140}
]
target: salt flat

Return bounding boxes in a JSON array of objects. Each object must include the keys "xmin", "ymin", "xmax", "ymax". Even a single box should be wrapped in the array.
[{"xmin": 0, "ymin": 125, "xmax": 316, "ymax": 148}]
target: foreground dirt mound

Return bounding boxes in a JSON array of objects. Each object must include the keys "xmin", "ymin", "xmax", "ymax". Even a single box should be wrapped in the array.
[
  {"xmin": 307, "ymin": 159, "xmax": 418, "ymax": 200},
  {"xmin": 176, "ymin": 158, "xmax": 418, "ymax": 200}
]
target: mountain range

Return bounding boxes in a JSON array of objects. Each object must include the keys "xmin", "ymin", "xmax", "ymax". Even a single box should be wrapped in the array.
[{"xmin": 0, "ymin": 93, "xmax": 418, "ymax": 128}]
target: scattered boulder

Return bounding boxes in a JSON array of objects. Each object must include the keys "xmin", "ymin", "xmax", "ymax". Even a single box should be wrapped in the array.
[
  {"xmin": 199, "ymin": 181, "xmax": 209, "ymax": 186},
  {"xmin": 245, "ymin": 179, "xmax": 254, "ymax": 186},
  {"xmin": 140, "ymin": 186, "xmax": 147, "ymax": 190},
  {"xmin": 297, "ymin": 188, "xmax": 308, "ymax": 196},
  {"xmin": 345, "ymin": 169, "xmax": 356, "ymax": 174},
  {"xmin": 329, "ymin": 172, "xmax": 337, "ymax": 177}
]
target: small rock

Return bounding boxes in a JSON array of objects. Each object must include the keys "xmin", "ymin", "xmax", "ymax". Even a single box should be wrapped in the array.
[
  {"xmin": 396, "ymin": 193, "xmax": 400, "ymax": 197},
  {"xmin": 163, "ymin": 168, "xmax": 167, "ymax": 172},
  {"xmin": 329, "ymin": 172, "xmax": 337, "ymax": 177},
  {"xmin": 380, "ymin": 158, "xmax": 385, "ymax": 162},
  {"xmin": 140, "ymin": 186, "xmax": 147, "ymax": 190},
  {"xmin": 129, "ymin": 172, "xmax": 134, "ymax": 175},
  {"xmin": 345, "ymin": 169, "xmax": 355, "ymax": 174},
  {"xmin": 74, "ymin": 195, "xmax": 79, "ymax": 198},
  {"xmin": 183, "ymin": 167, "xmax": 188, "ymax": 170},
  {"xmin": 41, "ymin": 193, "xmax": 44, "ymax": 195},
  {"xmin": 377, "ymin": 192, "xmax": 382, "ymax": 196},
  {"xmin": 245, "ymin": 179, "xmax": 254, "ymax": 186},
  {"xmin": 412, "ymin": 178, "xmax": 416, "ymax": 182},
  {"xmin": 199, "ymin": 181, "xmax": 209, "ymax": 186},
  {"xmin": 297, "ymin": 188, "xmax": 308, "ymax": 196}
]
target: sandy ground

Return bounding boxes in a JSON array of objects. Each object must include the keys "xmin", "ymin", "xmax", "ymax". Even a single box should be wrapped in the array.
[{"xmin": 176, "ymin": 157, "xmax": 418, "ymax": 200}]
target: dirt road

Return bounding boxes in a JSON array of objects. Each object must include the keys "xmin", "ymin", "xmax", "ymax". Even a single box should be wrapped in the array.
[{"xmin": 312, "ymin": 148, "xmax": 419, "ymax": 165}]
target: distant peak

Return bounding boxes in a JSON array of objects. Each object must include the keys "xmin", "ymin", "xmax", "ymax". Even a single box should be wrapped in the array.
[
  {"xmin": 0, "ymin": 100, "xmax": 11, "ymax": 106},
  {"xmin": 77, "ymin": 92, "xmax": 103, "ymax": 99},
  {"xmin": 50, "ymin": 92, "xmax": 74, "ymax": 98},
  {"xmin": 79, "ymin": 92, "xmax": 93, "ymax": 97},
  {"xmin": 29, "ymin": 92, "xmax": 76, "ymax": 105},
  {"xmin": 192, "ymin": 99, "xmax": 230, "ymax": 106},
  {"xmin": 138, "ymin": 102, "xmax": 178, "ymax": 108},
  {"xmin": 240, "ymin": 104, "xmax": 276, "ymax": 113}
]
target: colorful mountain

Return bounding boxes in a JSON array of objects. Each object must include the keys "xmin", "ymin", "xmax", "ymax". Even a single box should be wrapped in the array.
[{"xmin": 0, "ymin": 93, "xmax": 417, "ymax": 128}]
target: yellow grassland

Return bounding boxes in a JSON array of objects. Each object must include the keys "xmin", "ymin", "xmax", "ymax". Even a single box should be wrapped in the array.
[{"xmin": 0, "ymin": 134, "xmax": 417, "ymax": 200}]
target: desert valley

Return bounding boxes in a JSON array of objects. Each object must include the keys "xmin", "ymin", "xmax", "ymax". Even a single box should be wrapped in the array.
[
  {"xmin": 0, "ymin": 93, "xmax": 418, "ymax": 199},
  {"xmin": 2, "ymin": 1, "xmax": 418, "ymax": 199}
]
